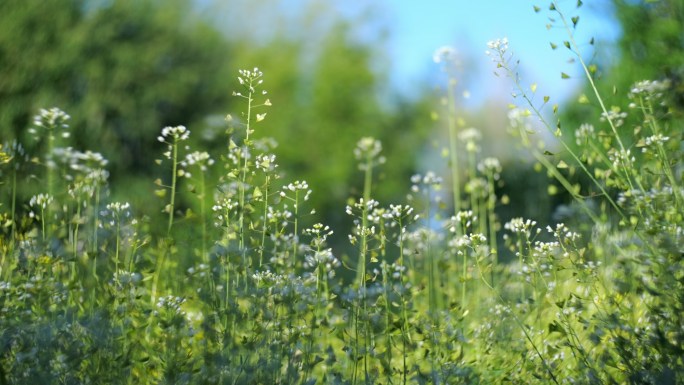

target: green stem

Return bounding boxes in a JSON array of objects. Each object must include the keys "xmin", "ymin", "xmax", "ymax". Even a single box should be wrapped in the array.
[
  {"xmin": 259, "ymin": 176, "xmax": 269, "ymax": 267},
  {"xmin": 73, "ymin": 200, "xmax": 81, "ymax": 257},
  {"xmin": 447, "ymin": 79, "xmax": 462, "ymax": 231},
  {"xmin": 292, "ymin": 190, "xmax": 299, "ymax": 269},
  {"xmin": 486, "ymin": 173, "xmax": 498, "ymax": 285},
  {"xmin": 115, "ymin": 222, "xmax": 120, "ymax": 274},
  {"xmin": 167, "ymin": 140, "xmax": 178, "ymax": 236},
  {"xmin": 93, "ymin": 185, "xmax": 100, "ymax": 255},
  {"xmin": 200, "ymin": 169, "xmax": 208, "ymax": 264},
  {"xmin": 357, "ymin": 154, "xmax": 373, "ymax": 286}
]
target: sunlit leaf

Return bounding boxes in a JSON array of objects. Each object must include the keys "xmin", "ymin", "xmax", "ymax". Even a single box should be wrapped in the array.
[
  {"xmin": 561, "ymin": 72, "xmax": 570, "ymax": 79},
  {"xmin": 253, "ymin": 186, "xmax": 262, "ymax": 199}
]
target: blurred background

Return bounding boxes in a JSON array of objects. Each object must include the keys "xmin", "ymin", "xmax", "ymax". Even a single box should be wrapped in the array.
[{"xmin": 1, "ymin": 0, "xmax": 682, "ymax": 253}]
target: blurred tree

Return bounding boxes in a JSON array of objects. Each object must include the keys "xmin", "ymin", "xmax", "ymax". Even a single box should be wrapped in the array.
[
  {"xmin": 0, "ymin": 0, "xmax": 433, "ymax": 252},
  {"xmin": 0, "ymin": 0, "xmax": 234, "ymax": 177}
]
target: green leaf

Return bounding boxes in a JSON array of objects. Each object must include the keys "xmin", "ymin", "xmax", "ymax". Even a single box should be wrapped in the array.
[
  {"xmin": 577, "ymin": 0, "xmax": 583, "ymax": 7},
  {"xmin": 253, "ymin": 186, "xmax": 262, "ymax": 199},
  {"xmin": 548, "ymin": 320, "xmax": 566, "ymax": 335},
  {"xmin": 533, "ymin": 5, "xmax": 541, "ymax": 12},
  {"xmin": 543, "ymin": 95, "xmax": 550, "ymax": 103},
  {"xmin": 550, "ymin": 42, "xmax": 558, "ymax": 50},
  {"xmin": 571, "ymin": 16, "xmax": 579, "ymax": 28},
  {"xmin": 564, "ymin": 41, "xmax": 571, "ymax": 49},
  {"xmin": 543, "ymin": 150, "xmax": 555, "ymax": 155},
  {"xmin": 561, "ymin": 72, "xmax": 570, "ymax": 79},
  {"xmin": 557, "ymin": 160, "xmax": 568, "ymax": 169}
]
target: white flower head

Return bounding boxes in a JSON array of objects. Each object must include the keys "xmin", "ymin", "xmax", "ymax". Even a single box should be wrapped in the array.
[
  {"xmin": 433, "ymin": 45, "xmax": 458, "ymax": 64},
  {"xmin": 30, "ymin": 107, "xmax": 71, "ymax": 141},
  {"xmin": 485, "ymin": 37, "xmax": 509, "ymax": 56},
  {"xmin": 158, "ymin": 125, "xmax": 190, "ymax": 143}
]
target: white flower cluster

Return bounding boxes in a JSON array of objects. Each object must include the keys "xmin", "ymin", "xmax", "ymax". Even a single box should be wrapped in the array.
[
  {"xmin": 507, "ymin": 108, "xmax": 533, "ymax": 132},
  {"xmin": 157, "ymin": 125, "xmax": 190, "ymax": 143},
  {"xmin": 71, "ymin": 150, "xmax": 108, "ymax": 172},
  {"xmin": 101, "ymin": 202, "xmax": 136, "ymax": 228},
  {"xmin": 453, "ymin": 210, "xmax": 475, "ymax": 228},
  {"xmin": 609, "ymin": 148, "xmax": 635, "ymax": 169},
  {"xmin": 255, "ymin": 153, "xmax": 277, "ymax": 172},
  {"xmin": 478, "ymin": 157, "xmax": 502, "ymax": 180},
  {"xmin": 354, "ymin": 137, "xmax": 386, "ymax": 170},
  {"xmin": 410, "ymin": 171, "xmax": 443, "ymax": 191},
  {"xmin": 504, "ymin": 217, "xmax": 538, "ymax": 237},
  {"xmin": 486, "ymin": 37, "xmax": 509, "ymax": 55},
  {"xmin": 187, "ymin": 263, "xmax": 210, "ymax": 278},
  {"xmin": 29, "ymin": 107, "xmax": 71, "ymax": 140},
  {"xmin": 235, "ymin": 67, "xmax": 267, "ymax": 97},
  {"xmin": 628, "ymin": 79, "xmax": 670, "ymax": 100},
  {"xmin": 251, "ymin": 270, "xmax": 285, "ymax": 286},
  {"xmin": 458, "ymin": 127, "xmax": 482, "ymax": 153},
  {"xmin": 345, "ymin": 198, "xmax": 379, "ymax": 217},
  {"xmin": 180, "ymin": 151, "xmax": 214, "ymax": 176},
  {"xmin": 112, "ymin": 270, "xmax": 142, "ymax": 286},
  {"xmin": 156, "ymin": 295, "xmax": 186, "ymax": 315},
  {"xmin": 280, "ymin": 180, "xmax": 312, "ymax": 203},
  {"xmin": 448, "ymin": 233, "xmax": 487, "ymax": 251},
  {"xmin": 599, "ymin": 108, "xmax": 628, "ymax": 128},
  {"xmin": 432, "ymin": 45, "xmax": 458, "ymax": 64},
  {"xmin": 303, "ymin": 249, "xmax": 340, "ymax": 276},
  {"xmin": 485, "ymin": 37, "xmax": 510, "ymax": 65},
  {"xmin": 212, "ymin": 198, "xmax": 238, "ymax": 227},
  {"xmin": 642, "ymin": 134, "xmax": 670, "ymax": 153},
  {"xmin": 304, "ymin": 223, "xmax": 334, "ymax": 243},
  {"xmin": 381, "ymin": 204, "xmax": 419, "ymax": 223},
  {"xmin": 29, "ymin": 193, "xmax": 53, "ymax": 211},
  {"xmin": 574, "ymin": 123, "xmax": 595, "ymax": 145},
  {"xmin": 547, "ymin": 223, "xmax": 581, "ymax": 243}
]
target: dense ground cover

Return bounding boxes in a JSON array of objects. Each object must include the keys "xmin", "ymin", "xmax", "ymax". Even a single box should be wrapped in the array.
[{"xmin": 0, "ymin": 3, "xmax": 682, "ymax": 384}]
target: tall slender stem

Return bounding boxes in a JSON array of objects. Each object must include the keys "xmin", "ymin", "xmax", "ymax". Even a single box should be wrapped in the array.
[{"xmin": 447, "ymin": 80, "xmax": 462, "ymax": 231}]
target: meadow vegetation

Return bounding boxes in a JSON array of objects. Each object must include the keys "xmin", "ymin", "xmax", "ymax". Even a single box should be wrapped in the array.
[{"xmin": 0, "ymin": 1, "xmax": 682, "ymax": 384}]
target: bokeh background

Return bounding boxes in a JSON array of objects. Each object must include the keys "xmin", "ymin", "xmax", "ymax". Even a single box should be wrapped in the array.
[{"xmin": 2, "ymin": 0, "xmax": 682, "ymax": 253}]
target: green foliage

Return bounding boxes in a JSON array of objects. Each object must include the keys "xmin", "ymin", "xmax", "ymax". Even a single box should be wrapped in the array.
[
  {"xmin": 0, "ymin": 2, "xmax": 431, "ymax": 246},
  {"xmin": 561, "ymin": 0, "xmax": 684, "ymax": 143},
  {"xmin": 0, "ymin": 2, "xmax": 682, "ymax": 384},
  {"xmin": 0, "ymin": 0, "xmax": 234, "ymax": 176}
]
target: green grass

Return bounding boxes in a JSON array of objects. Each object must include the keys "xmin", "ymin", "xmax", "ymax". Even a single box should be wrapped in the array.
[{"xmin": 0, "ymin": 5, "xmax": 682, "ymax": 384}]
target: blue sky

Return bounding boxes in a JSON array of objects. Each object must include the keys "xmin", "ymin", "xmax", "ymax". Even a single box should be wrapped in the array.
[
  {"xmin": 349, "ymin": 0, "xmax": 622, "ymax": 104},
  {"xmin": 208, "ymin": 0, "xmax": 622, "ymax": 105}
]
